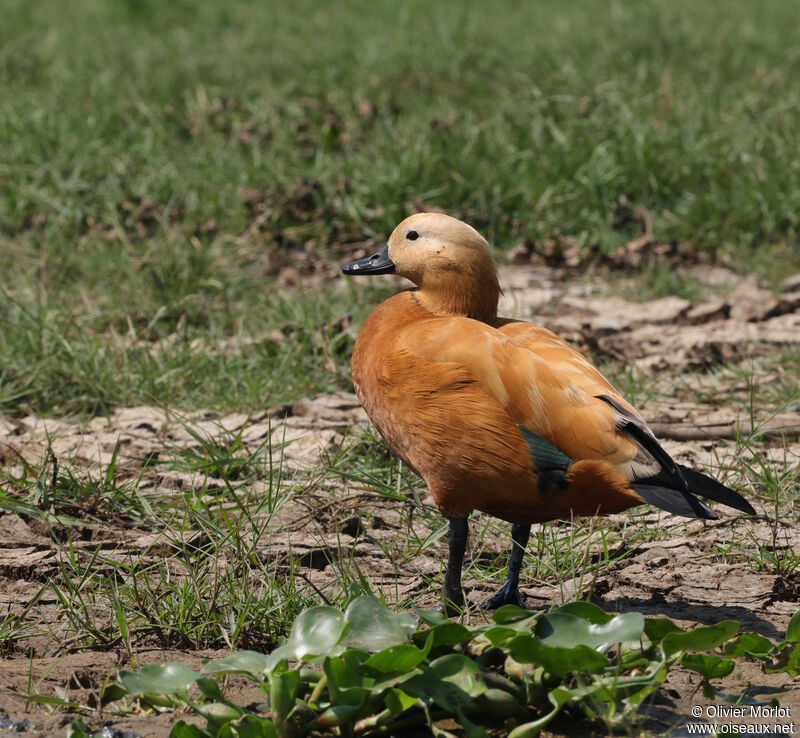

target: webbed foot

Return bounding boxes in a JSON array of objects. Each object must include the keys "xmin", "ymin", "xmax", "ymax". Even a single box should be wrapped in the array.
[{"xmin": 483, "ymin": 580, "xmax": 528, "ymax": 610}]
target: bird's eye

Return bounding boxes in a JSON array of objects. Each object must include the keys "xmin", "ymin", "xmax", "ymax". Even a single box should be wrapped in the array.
[{"xmin": 406, "ymin": 230, "xmax": 419, "ymax": 241}]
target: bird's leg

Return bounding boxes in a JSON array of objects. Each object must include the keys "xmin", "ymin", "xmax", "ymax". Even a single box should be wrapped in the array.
[
  {"xmin": 442, "ymin": 517, "xmax": 469, "ymax": 615},
  {"xmin": 484, "ymin": 523, "xmax": 531, "ymax": 609}
]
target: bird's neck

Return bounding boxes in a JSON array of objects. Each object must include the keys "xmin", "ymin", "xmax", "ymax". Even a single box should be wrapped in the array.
[{"xmin": 414, "ymin": 274, "xmax": 500, "ymax": 324}]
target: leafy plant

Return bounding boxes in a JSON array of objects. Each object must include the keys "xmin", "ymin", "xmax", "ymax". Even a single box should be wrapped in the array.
[{"xmin": 84, "ymin": 597, "xmax": 800, "ymax": 738}]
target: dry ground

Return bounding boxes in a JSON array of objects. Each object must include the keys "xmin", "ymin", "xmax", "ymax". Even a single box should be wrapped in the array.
[{"xmin": 1, "ymin": 264, "xmax": 799, "ymax": 736}]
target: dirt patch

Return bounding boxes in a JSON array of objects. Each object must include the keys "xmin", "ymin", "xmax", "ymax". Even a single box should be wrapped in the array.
[
  {"xmin": 499, "ymin": 265, "xmax": 800, "ymax": 372},
  {"xmin": 1, "ymin": 273, "xmax": 799, "ymax": 736}
]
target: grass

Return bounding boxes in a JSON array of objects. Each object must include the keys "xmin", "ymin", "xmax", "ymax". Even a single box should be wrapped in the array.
[
  {"xmin": 3, "ymin": 0, "xmax": 800, "ymax": 417},
  {"xmin": 0, "ymin": 413, "xmax": 678, "ymax": 657}
]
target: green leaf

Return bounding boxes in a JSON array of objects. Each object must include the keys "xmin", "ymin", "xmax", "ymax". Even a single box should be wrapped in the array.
[
  {"xmin": 195, "ymin": 677, "xmax": 224, "ymax": 701},
  {"xmin": 482, "ymin": 625, "xmax": 522, "ymax": 647},
  {"xmin": 340, "ymin": 596, "xmax": 417, "ymax": 651},
  {"xmin": 492, "ymin": 604, "xmax": 534, "ymax": 624},
  {"xmin": 199, "ymin": 702, "xmax": 243, "ymax": 723},
  {"xmin": 507, "ymin": 686, "xmax": 571, "ymax": 738},
  {"xmin": 645, "ymin": 617, "xmax": 682, "ymax": 644},
  {"xmin": 119, "ymin": 662, "xmax": 200, "ymax": 696},
  {"xmin": 786, "ymin": 609, "xmax": 800, "ymax": 643},
  {"xmin": 284, "ymin": 606, "xmax": 346, "ymax": 659},
  {"xmin": 270, "ymin": 669, "xmax": 300, "ymax": 728},
  {"xmin": 429, "ymin": 654, "xmax": 487, "ymax": 698},
  {"xmin": 403, "ymin": 672, "xmax": 470, "ymax": 712},
  {"xmin": 415, "ymin": 608, "xmax": 448, "ymax": 626},
  {"xmin": 508, "ymin": 635, "xmax": 608, "ymax": 677},
  {"xmin": 415, "ymin": 622, "xmax": 473, "ymax": 649},
  {"xmin": 479, "ymin": 688, "xmax": 529, "ymax": 720},
  {"xmin": 536, "ymin": 611, "xmax": 644, "ymax": 651},
  {"xmin": 170, "ymin": 721, "xmax": 210, "ymax": 738},
  {"xmin": 385, "ymin": 687, "xmax": 418, "ymax": 716},
  {"xmin": 218, "ymin": 716, "xmax": 276, "ymax": 738},
  {"xmin": 724, "ymin": 632, "xmax": 774, "ymax": 659},
  {"xmin": 203, "ymin": 651, "xmax": 271, "ymax": 679},
  {"xmin": 99, "ymin": 682, "xmax": 127, "ymax": 706},
  {"xmin": 403, "ymin": 655, "xmax": 487, "ymax": 713},
  {"xmin": 316, "ymin": 704, "xmax": 362, "ymax": 728},
  {"xmin": 364, "ymin": 643, "xmax": 428, "ymax": 673},
  {"xmin": 554, "ymin": 601, "xmax": 613, "ymax": 624},
  {"xmin": 66, "ymin": 718, "xmax": 92, "ymax": 738},
  {"xmin": 662, "ymin": 620, "xmax": 740, "ymax": 657},
  {"xmin": 324, "ymin": 651, "xmax": 371, "ymax": 705},
  {"xmin": 680, "ymin": 653, "xmax": 735, "ymax": 680},
  {"xmin": 764, "ymin": 643, "xmax": 800, "ymax": 677}
]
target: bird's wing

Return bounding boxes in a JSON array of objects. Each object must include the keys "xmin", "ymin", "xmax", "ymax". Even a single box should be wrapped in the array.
[{"xmin": 398, "ymin": 316, "xmax": 664, "ymax": 482}]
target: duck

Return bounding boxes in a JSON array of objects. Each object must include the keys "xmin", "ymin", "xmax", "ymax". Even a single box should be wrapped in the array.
[{"xmin": 342, "ymin": 212, "xmax": 756, "ymax": 612}]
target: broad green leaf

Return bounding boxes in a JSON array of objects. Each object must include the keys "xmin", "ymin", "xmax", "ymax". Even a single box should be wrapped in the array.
[
  {"xmin": 644, "ymin": 617, "xmax": 682, "ymax": 644},
  {"xmin": 764, "ymin": 643, "xmax": 800, "ymax": 677},
  {"xmin": 324, "ymin": 651, "xmax": 371, "ymax": 705},
  {"xmin": 507, "ymin": 686, "xmax": 571, "ymax": 738},
  {"xmin": 195, "ymin": 677, "xmax": 224, "ymax": 701},
  {"xmin": 120, "ymin": 662, "xmax": 199, "ymax": 696},
  {"xmin": 402, "ymin": 655, "xmax": 487, "ymax": 712},
  {"xmin": 285, "ymin": 606, "xmax": 346, "ymax": 659},
  {"xmin": 786, "ymin": 609, "xmax": 800, "ymax": 643},
  {"xmin": 536, "ymin": 611, "xmax": 644, "ymax": 651},
  {"xmin": 724, "ymin": 632, "xmax": 773, "ymax": 659},
  {"xmin": 429, "ymin": 654, "xmax": 487, "ymax": 698},
  {"xmin": 415, "ymin": 608, "xmax": 448, "ymax": 626},
  {"xmin": 680, "ymin": 653, "xmax": 735, "ymax": 680},
  {"xmin": 218, "ymin": 716, "xmax": 276, "ymax": 738},
  {"xmin": 479, "ymin": 688, "xmax": 529, "ymax": 719},
  {"xmin": 415, "ymin": 622, "xmax": 473, "ymax": 649},
  {"xmin": 99, "ymin": 682, "xmax": 126, "ymax": 706},
  {"xmin": 482, "ymin": 625, "xmax": 522, "ymax": 647},
  {"xmin": 340, "ymin": 596, "xmax": 417, "ymax": 651},
  {"xmin": 316, "ymin": 704, "xmax": 362, "ymax": 728},
  {"xmin": 623, "ymin": 682, "xmax": 662, "ymax": 709},
  {"xmin": 385, "ymin": 687, "xmax": 418, "ymax": 715},
  {"xmin": 508, "ymin": 635, "xmax": 608, "ymax": 677},
  {"xmin": 453, "ymin": 706, "xmax": 489, "ymax": 738},
  {"xmin": 170, "ymin": 721, "xmax": 210, "ymax": 738},
  {"xmin": 554, "ymin": 601, "xmax": 613, "ymax": 624},
  {"xmin": 203, "ymin": 651, "xmax": 270, "ymax": 679},
  {"xmin": 403, "ymin": 671, "xmax": 472, "ymax": 712},
  {"xmin": 66, "ymin": 718, "xmax": 92, "ymax": 738},
  {"xmin": 492, "ymin": 604, "xmax": 534, "ymax": 624},
  {"xmin": 199, "ymin": 702, "xmax": 243, "ymax": 722},
  {"xmin": 662, "ymin": 620, "xmax": 739, "ymax": 657},
  {"xmin": 364, "ymin": 643, "xmax": 428, "ymax": 673},
  {"xmin": 270, "ymin": 669, "xmax": 300, "ymax": 725}
]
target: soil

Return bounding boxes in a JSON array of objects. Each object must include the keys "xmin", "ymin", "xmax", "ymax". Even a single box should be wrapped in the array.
[{"xmin": 1, "ymin": 265, "xmax": 799, "ymax": 736}]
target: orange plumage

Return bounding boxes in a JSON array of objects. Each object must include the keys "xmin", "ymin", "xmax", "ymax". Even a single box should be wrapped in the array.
[{"xmin": 343, "ymin": 212, "xmax": 755, "ymax": 610}]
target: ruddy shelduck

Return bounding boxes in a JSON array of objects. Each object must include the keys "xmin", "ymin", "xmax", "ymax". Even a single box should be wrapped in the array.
[{"xmin": 342, "ymin": 213, "xmax": 755, "ymax": 612}]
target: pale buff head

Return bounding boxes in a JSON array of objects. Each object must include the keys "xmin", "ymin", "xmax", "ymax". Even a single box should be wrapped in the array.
[{"xmin": 386, "ymin": 213, "xmax": 501, "ymax": 323}]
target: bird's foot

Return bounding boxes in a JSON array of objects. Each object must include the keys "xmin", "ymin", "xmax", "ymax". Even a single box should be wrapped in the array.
[{"xmin": 483, "ymin": 581, "xmax": 528, "ymax": 610}]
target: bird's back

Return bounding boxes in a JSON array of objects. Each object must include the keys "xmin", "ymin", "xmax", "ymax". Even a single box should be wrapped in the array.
[{"xmin": 350, "ymin": 292, "xmax": 643, "ymax": 522}]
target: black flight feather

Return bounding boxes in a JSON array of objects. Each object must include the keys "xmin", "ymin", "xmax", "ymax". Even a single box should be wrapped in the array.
[
  {"xmin": 596, "ymin": 394, "xmax": 756, "ymax": 518},
  {"xmin": 631, "ymin": 484, "xmax": 718, "ymax": 520},
  {"xmin": 677, "ymin": 465, "xmax": 756, "ymax": 516}
]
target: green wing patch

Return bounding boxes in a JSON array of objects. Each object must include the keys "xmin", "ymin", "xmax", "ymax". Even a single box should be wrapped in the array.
[{"xmin": 519, "ymin": 426, "xmax": 572, "ymax": 471}]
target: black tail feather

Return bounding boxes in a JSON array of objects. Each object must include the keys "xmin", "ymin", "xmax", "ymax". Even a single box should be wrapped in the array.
[
  {"xmin": 631, "ymin": 484, "xmax": 718, "ymax": 520},
  {"xmin": 677, "ymin": 465, "xmax": 757, "ymax": 516}
]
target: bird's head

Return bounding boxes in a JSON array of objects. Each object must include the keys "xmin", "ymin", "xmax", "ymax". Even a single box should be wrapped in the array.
[{"xmin": 342, "ymin": 212, "xmax": 500, "ymax": 323}]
